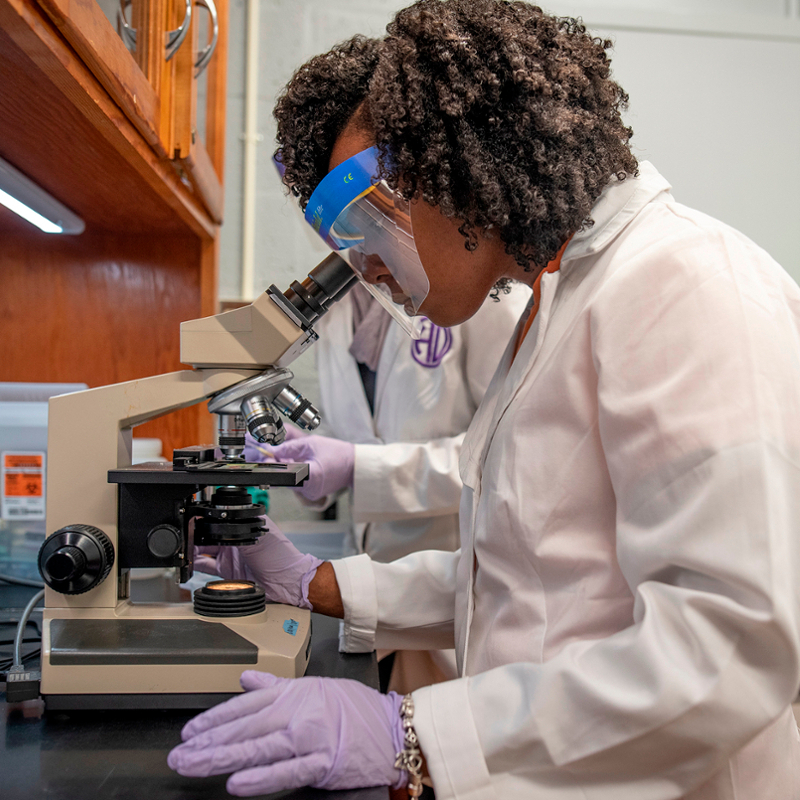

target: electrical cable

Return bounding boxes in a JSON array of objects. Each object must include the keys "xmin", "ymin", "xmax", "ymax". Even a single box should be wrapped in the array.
[
  {"xmin": 0, "ymin": 573, "xmax": 44, "ymax": 588},
  {"xmin": 13, "ymin": 589, "xmax": 44, "ymax": 668},
  {"xmin": 0, "ymin": 648, "xmax": 41, "ymax": 676}
]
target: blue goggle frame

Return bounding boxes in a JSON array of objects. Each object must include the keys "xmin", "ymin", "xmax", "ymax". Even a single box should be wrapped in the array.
[{"xmin": 304, "ymin": 147, "xmax": 381, "ymax": 247}]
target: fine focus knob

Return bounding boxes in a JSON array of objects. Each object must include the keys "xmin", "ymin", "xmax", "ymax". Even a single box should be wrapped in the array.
[
  {"xmin": 147, "ymin": 524, "xmax": 182, "ymax": 559},
  {"xmin": 38, "ymin": 524, "xmax": 114, "ymax": 595},
  {"xmin": 44, "ymin": 545, "xmax": 87, "ymax": 582}
]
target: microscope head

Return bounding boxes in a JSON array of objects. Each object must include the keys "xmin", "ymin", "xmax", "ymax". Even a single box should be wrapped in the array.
[
  {"xmin": 180, "ymin": 253, "xmax": 356, "ymax": 370},
  {"xmin": 180, "ymin": 254, "xmax": 357, "ymax": 459}
]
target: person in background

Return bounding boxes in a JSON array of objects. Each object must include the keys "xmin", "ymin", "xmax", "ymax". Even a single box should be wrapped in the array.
[
  {"xmin": 171, "ymin": 2, "xmax": 800, "ymax": 798},
  {"xmin": 249, "ymin": 282, "xmax": 529, "ymax": 691}
]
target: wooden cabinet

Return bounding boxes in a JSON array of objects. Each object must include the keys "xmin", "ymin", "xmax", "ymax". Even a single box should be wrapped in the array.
[
  {"xmin": 31, "ymin": 0, "xmax": 225, "ymax": 222},
  {"xmin": 0, "ymin": 0, "xmax": 225, "ymax": 456}
]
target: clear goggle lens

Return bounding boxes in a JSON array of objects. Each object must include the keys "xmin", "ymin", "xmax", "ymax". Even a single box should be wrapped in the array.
[{"xmin": 303, "ymin": 148, "xmax": 429, "ymax": 339}]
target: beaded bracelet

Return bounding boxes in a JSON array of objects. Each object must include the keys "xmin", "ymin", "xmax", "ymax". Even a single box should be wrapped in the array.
[{"xmin": 394, "ymin": 694, "xmax": 424, "ymax": 797}]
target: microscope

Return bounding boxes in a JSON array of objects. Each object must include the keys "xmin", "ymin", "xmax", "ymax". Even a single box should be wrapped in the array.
[{"xmin": 36, "ymin": 254, "xmax": 357, "ymax": 710}]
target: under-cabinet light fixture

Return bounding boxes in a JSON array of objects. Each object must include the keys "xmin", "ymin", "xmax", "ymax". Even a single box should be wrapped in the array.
[{"xmin": 0, "ymin": 155, "xmax": 85, "ymax": 235}]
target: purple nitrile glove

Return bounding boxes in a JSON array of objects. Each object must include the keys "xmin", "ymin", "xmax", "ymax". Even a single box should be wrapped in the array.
[
  {"xmin": 193, "ymin": 515, "xmax": 322, "ymax": 609},
  {"xmin": 243, "ymin": 424, "xmax": 304, "ymax": 462},
  {"xmin": 168, "ymin": 671, "xmax": 405, "ymax": 796},
  {"xmin": 268, "ymin": 434, "xmax": 355, "ymax": 502}
]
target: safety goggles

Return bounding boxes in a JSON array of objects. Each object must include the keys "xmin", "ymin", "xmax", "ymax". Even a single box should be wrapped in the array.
[{"xmin": 300, "ymin": 147, "xmax": 429, "ymax": 339}]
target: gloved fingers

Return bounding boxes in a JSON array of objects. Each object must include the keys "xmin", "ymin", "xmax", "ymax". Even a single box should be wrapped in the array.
[
  {"xmin": 268, "ymin": 439, "xmax": 310, "ymax": 463},
  {"xmin": 261, "ymin": 514, "xmax": 286, "ymax": 536},
  {"xmin": 194, "ymin": 545, "xmax": 221, "ymax": 556},
  {"xmin": 170, "ymin": 729, "xmax": 298, "ymax": 778},
  {"xmin": 179, "ymin": 703, "xmax": 297, "ymax": 752},
  {"xmin": 282, "ymin": 423, "xmax": 305, "ymax": 441},
  {"xmin": 226, "ymin": 753, "xmax": 329, "ymax": 796},
  {"xmin": 180, "ymin": 683, "xmax": 288, "ymax": 740},
  {"xmin": 192, "ymin": 555, "xmax": 219, "ymax": 575},
  {"xmin": 239, "ymin": 670, "xmax": 279, "ymax": 692},
  {"xmin": 246, "ymin": 441, "xmax": 278, "ymax": 462}
]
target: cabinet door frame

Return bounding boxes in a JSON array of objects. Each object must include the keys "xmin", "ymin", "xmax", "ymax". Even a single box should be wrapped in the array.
[
  {"xmin": 170, "ymin": 0, "xmax": 225, "ymax": 224},
  {"xmin": 36, "ymin": 0, "xmax": 168, "ymax": 157}
]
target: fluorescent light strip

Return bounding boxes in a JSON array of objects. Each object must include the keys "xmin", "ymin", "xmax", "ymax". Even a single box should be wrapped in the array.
[
  {"xmin": 0, "ymin": 155, "xmax": 84, "ymax": 234},
  {"xmin": 0, "ymin": 187, "xmax": 63, "ymax": 233}
]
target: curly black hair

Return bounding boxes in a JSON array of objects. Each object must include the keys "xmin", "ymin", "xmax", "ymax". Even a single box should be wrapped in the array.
[{"xmin": 274, "ymin": 0, "xmax": 638, "ymax": 272}]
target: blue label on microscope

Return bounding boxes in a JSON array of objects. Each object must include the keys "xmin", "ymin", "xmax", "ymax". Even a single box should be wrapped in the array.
[{"xmin": 283, "ymin": 619, "xmax": 299, "ymax": 636}]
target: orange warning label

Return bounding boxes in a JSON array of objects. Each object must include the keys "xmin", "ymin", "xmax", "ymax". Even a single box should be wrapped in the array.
[
  {"xmin": 4, "ymin": 454, "xmax": 43, "ymax": 470},
  {"xmin": 2, "ymin": 451, "xmax": 46, "ymax": 520},
  {"xmin": 4, "ymin": 472, "xmax": 43, "ymax": 497}
]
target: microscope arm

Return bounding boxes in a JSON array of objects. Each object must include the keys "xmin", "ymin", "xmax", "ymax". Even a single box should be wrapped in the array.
[{"xmin": 45, "ymin": 369, "xmax": 258, "ymax": 611}]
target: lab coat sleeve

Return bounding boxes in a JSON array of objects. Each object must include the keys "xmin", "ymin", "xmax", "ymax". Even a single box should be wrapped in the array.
[
  {"xmin": 352, "ymin": 434, "xmax": 466, "ymax": 522},
  {"xmin": 413, "ymin": 225, "xmax": 800, "ymax": 799},
  {"xmin": 351, "ymin": 286, "xmax": 529, "ymax": 523},
  {"xmin": 331, "ymin": 549, "xmax": 459, "ymax": 653}
]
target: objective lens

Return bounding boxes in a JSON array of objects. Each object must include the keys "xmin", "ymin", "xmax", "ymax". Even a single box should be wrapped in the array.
[
  {"xmin": 240, "ymin": 395, "xmax": 286, "ymax": 444},
  {"xmin": 274, "ymin": 386, "xmax": 320, "ymax": 430}
]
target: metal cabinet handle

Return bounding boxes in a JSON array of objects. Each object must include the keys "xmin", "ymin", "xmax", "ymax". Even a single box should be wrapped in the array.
[
  {"xmin": 193, "ymin": 0, "xmax": 219, "ymax": 77},
  {"xmin": 117, "ymin": 0, "xmax": 137, "ymax": 49},
  {"xmin": 165, "ymin": 0, "xmax": 193, "ymax": 62},
  {"xmin": 117, "ymin": 0, "xmax": 192, "ymax": 62}
]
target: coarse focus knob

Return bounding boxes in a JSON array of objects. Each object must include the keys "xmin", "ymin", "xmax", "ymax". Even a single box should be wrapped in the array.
[{"xmin": 38, "ymin": 524, "xmax": 114, "ymax": 595}]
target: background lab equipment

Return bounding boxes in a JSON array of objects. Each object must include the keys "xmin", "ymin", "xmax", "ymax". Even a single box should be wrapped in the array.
[
  {"xmin": 0, "ymin": 383, "xmax": 87, "ymax": 582},
  {"xmin": 35, "ymin": 254, "xmax": 356, "ymax": 711}
]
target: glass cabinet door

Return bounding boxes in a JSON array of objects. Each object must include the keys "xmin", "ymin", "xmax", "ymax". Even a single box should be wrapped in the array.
[
  {"xmin": 34, "ymin": 0, "xmax": 224, "ymax": 218},
  {"xmin": 170, "ymin": 0, "xmax": 225, "ymax": 223},
  {"xmin": 35, "ymin": 0, "xmax": 207, "ymax": 165}
]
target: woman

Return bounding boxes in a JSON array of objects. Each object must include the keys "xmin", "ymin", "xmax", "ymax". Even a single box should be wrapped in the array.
[{"xmin": 169, "ymin": 2, "xmax": 800, "ymax": 798}]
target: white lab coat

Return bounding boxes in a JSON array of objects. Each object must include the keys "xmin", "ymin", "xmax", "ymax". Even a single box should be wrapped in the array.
[
  {"xmin": 332, "ymin": 162, "xmax": 800, "ymax": 799},
  {"xmin": 314, "ymin": 283, "xmax": 530, "ymax": 563}
]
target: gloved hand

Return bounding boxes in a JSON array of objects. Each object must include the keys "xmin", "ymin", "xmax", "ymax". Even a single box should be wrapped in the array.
[
  {"xmin": 193, "ymin": 515, "xmax": 323, "ymax": 609},
  {"xmin": 243, "ymin": 423, "xmax": 304, "ymax": 462},
  {"xmin": 268, "ymin": 434, "xmax": 355, "ymax": 502},
  {"xmin": 168, "ymin": 671, "xmax": 406, "ymax": 796}
]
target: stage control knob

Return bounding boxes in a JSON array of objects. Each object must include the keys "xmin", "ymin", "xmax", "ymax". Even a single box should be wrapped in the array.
[
  {"xmin": 38, "ymin": 524, "xmax": 114, "ymax": 595},
  {"xmin": 147, "ymin": 524, "xmax": 182, "ymax": 559}
]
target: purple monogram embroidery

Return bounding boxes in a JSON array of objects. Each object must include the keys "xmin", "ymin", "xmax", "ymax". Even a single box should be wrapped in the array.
[{"xmin": 411, "ymin": 317, "xmax": 453, "ymax": 368}]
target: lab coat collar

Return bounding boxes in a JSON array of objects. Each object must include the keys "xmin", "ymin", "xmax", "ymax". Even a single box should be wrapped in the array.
[{"xmin": 563, "ymin": 161, "xmax": 671, "ymax": 264}]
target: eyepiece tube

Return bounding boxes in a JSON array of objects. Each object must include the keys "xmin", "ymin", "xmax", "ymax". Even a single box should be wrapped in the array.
[{"xmin": 283, "ymin": 254, "xmax": 357, "ymax": 324}]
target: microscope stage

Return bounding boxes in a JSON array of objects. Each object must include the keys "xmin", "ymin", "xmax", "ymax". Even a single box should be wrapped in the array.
[{"xmin": 109, "ymin": 461, "xmax": 309, "ymax": 486}]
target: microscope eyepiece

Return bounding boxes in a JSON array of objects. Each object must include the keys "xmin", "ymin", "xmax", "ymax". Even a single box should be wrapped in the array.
[{"xmin": 281, "ymin": 253, "xmax": 357, "ymax": 325}]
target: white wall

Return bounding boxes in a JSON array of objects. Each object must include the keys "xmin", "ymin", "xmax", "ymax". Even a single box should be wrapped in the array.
[
  {"xmin": 609, "ymin": 30, "xmax": 800, "ymax": 279},
  {"xmin": 219, "ymin": 0, "xmax": 405, "ymax": 426},
  {"xmin": 547, "ymin": 1, "xmax": 800, "ymax": 280}
]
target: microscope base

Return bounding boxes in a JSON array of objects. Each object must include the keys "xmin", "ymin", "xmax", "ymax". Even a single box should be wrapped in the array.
[
  {"xmin": 43, "ymin": 691, "xmax": 239, "ymax": 711},
  {"xmin": 40, "ymin": 603, "xmax": 312, "ymax": 711}
]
